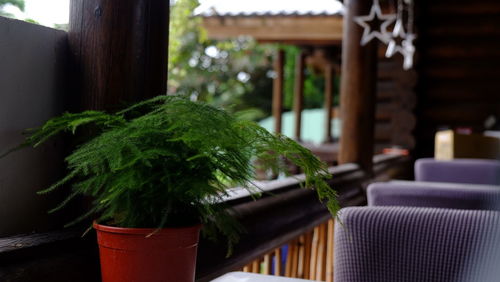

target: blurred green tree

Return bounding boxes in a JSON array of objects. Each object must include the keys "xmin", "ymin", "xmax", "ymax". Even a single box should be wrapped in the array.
[
  {"xmin": 168, "ymin": 0, "xmax": 275, "ymax": 120},
  {"xmin": 0, "ymin": 0, "xmax": 24, "ymax": 17},
  {"xmin": 168, "ymin": 0, "xmax": 330, "ymax": 120}
]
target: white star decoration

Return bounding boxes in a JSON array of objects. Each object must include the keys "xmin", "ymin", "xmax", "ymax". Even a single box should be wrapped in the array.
[
  {"xmin": 385, "ymin": 19, "xmax": 417, "ymax": 70},
  {"xmin": 354, "ymin": 0, "xmax": 396, "ymax": 45},
  {"xmin": 385, "ymin": 19, "xmax": 406, "ymax": 57}
]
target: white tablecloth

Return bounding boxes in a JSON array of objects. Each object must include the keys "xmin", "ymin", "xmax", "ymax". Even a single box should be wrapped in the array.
[{"xmin": 211, "ymin": 272, "xmax": 316, "ymax": 282}]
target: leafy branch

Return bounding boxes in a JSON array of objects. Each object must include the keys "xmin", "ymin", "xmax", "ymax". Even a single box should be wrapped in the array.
[{"xmin": 8, "ymin": 95, "xmax": 338, "ymax": 251}]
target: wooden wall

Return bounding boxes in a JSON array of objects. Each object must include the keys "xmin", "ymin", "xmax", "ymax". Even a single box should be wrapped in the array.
[
  {"xmin": 374, "ymin": 51, "xmax": 417, "ymax": 153},
  {"xmin": 414, "ymin": 0, "xmax": 500, "ymax": 157}
]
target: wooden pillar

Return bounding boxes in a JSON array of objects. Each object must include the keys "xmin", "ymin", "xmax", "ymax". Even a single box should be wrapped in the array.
[
  {"xmin": 272, "ymin": 49, "xmax": 285, "ymax": 133},
  {"xmin": 323, "ymin": 63, "xmax": 334, "ymax": 143},
  {"xmin": 338, "ymin": 0, "xmax": 378, "ymax": 170},
  {"xmin": 68, "ymin": 0, "xmax": 170, "ymax": 111},
  {"xmin": 293, "ymin": 50, "xmax": 306, "ymax": 141}
]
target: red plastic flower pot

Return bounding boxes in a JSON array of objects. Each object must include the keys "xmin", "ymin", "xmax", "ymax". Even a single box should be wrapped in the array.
[{"xmin": 94, "ymin": 222, "xmax": 202, "ymax": 282}]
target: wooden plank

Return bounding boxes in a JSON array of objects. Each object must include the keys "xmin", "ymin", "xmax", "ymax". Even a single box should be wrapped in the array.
[
  {"xmin": 273, "ymin": 49, "xmax": 285, "ymax": 133},
  {"xmin": 291, "ymin": 239, "xmax": 299, "ymax": 277},
  {"xmin": 68, "ymin": 0, "xmax": 169, "ymax": 111},
  {"xmin": 315, "ymin": 223, "xmax": 327, "ymax": 281},
  {"xmin": 423, "ymin": 86, "xmax": 500, "ymax": 103},
  {"xmin": 263, "ymin": 254, "xmax": 272, "ymax": 275},
  {"xmin": 421, "ymin": 104, "xmax": 500, "ymax": 124},
  {"xmin": 293, "ymin": 50, "xmax": 306, "ymax": 141},
  {"xmin": 303, "ymin": 231, "xmax": 313, "ymax": 279},
  {"xmin": 297, "ymin": 235, "xmax": 306, "ymax": 278},
  {"xmin": 285, "ymin": 241, "xmax": 294, "ymax": 276},
  {"xmin": 426, "ymin": 45, "xmax": 500, "ymax": 59},
  {"xmin": 0, "ymin": 230, "xmax": 79, "ymax": 254},
  {"xmin": 429, "ymin": 3, "xmax": 500, "ymax": 15},
  {"xmin": 422, "ymin": 64, "xmax": 500, "ymax": 80},
  {"xmin": 309, "ymin": 226, "xmax": 320, "ymax": 280},
  {"xmin": 275, "ymin": 248, "xmax": 282, "ymax": 276},
  {"xmin": 252, "ymin": 260, "xmax": 260, "ymax": 273},
  {"xmin": 338, "ymin": 0, "xmax": 378, "ymax": 170},
  {"xmin": 326, "ymin": 219, "xmax": 335, "ymax": 282}
]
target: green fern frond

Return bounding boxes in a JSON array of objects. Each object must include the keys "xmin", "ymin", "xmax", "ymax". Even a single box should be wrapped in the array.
[{"xmin": 6, "ymin": 95, "xmax": 338, "ymax": 249}]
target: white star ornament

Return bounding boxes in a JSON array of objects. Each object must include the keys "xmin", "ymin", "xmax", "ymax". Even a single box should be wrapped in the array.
[
  {"xmin": 385, "ymin": 19, "xmax": 407, "ymax": 58},
  {"xmin": 353, "ymin": 0, "xmax": 396, "ymax": 46}
]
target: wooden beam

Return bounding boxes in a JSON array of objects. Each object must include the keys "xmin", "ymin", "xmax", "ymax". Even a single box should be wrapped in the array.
[
  {"xmin": 202, "ymin": 16, "xmax": 343, "ymax": 46},
  {"xmin": 293, "ymin": 50, "xmax": 306, "ymax": 141},
  {"xmin": 273, "ymin": 49, "xmax": 285, "ymax": 133},
  {"xmin": 338, "ymin": 0, "xmax": 378, "ymax": 170},
  {"xmin": 68, "ymin": 0, "xmax": 170, "ymax": 111},
  {"xmin": 324, "ymin": 64, "xmax": 334, "ymax": 143}
]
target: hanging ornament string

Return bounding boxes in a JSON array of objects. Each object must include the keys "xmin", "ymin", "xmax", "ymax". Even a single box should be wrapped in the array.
[
  {"xmin": 353, "ymin": 0, "xmax": 396, "ymax": 46},
  {"xmin": 405, "ymin": 0, "xmax": 414, "ymax": 34},
  {"xmin": 385, "ymin": 0, "xmax": 406, "ymax": 58},
  {"xmin": 384, "ymin": 0, "xmax": 416, "ymax": 70},
  {"xmin": 401, "ymin": 0, "xmax": 416, "ymax": 70}
]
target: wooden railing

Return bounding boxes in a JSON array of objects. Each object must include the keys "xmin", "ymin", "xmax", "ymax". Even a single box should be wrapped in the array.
[
  {"xmin": 196, "ymin": 154, "xmax": 411, "ymax": 281},
  {"xmin": 241, "ymin": 219, "xmax": 335, "ymax": 281},
  {"xmin": 0, "ymin": 154, "xmax": 410, "ymax": 282}
]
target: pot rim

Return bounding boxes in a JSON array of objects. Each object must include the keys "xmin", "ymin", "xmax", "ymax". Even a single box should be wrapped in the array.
[{"xmin": 93, "ymin": 221, "xmax": 202, "ymax": 235}]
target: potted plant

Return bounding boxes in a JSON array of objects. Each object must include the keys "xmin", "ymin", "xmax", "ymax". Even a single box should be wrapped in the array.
[{"xmin": 4, "ymin": 96, "xmax": 338, "ymax": 282}]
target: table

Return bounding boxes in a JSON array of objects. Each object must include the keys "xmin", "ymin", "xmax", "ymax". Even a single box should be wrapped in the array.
[{"xmin": 211, "ymin": 272, "xmax": 316, "ymax": 282}]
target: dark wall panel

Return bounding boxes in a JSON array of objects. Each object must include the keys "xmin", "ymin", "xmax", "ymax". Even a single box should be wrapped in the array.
[
  {"xmin": 0, "ymin": 17, "xmax": 69, "ymax": 236},
  {"xmin": 414, "ymin": 0, "xmax": 500, "ymax": 157}
]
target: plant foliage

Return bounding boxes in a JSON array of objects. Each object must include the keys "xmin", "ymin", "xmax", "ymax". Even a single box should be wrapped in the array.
[
  {"xmin": 0, "ymin": 0, "xmax": 24, "ymax": 17},
  {"xmin": 7, "ymin": 96, "xmax": 338, "ymax": 249}
]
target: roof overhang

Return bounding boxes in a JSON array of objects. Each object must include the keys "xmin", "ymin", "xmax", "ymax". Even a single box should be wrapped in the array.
[{"xmin": 201, "ymin": 15, "xmax": 343, "ymax": 46}]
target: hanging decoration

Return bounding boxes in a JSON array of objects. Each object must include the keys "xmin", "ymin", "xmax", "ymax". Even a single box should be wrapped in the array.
[
  {"xmin": 385, "ymin": 18, "xmax": 406, "ymax": 57},
  {"xmin": 354, "ymin": 0, "xmax": 396, "ymax": 45},
  {"xmin": 401, "ymin": 33, "xmax": 416, "ymax": 70},
  {"xmin": 355, "ymin": 0, "xmax": 417, "ymax": 70},
  {"xmin": 385, "ymin": 0, "xmax": 417, "ymax": 70}
]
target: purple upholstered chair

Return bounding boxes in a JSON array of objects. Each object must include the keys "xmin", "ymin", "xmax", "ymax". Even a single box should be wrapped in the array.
[
  {"xmin": 334, "ymin": 207, "xmax": 500, "ymax": 282},
  {"xmin": 415, "ymin": 158, "xmax": 500, "ymax": 185},
  {"xmin": 367, "ymin": 180, "xmax": 500, "ymax": 210}
]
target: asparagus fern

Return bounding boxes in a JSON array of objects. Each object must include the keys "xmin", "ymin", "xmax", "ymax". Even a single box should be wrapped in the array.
[{"xmin": 5, "ymin": 95, "xmax": 338, "ymax": 249}]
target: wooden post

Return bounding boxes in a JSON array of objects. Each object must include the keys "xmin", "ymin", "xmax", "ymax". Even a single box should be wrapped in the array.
[
  {"xmin": 273, "ymin": 49, "xmax": 285, "ymax": 133},
  {"xmin": 325, "ymin": 219, "xmax": 335, "ymax": 282},
  {"xmin": 297, "ymin": 235, "xmax": 305, "ymax": 278},
  {"xmin": 252, "ymin": 260, "xmax": 260, "ymax": 273},
  {"xmin": 338, "ymin": 0, "xmax": 378, "ymax": 170},
  {"xmin": 275, "ymin": 248, "xmax": 282, "ymax": 276},
  {"xmin": 324, "ymin": 63, "xmax": 334, "ymax": 143},
  {"xmin": 291, "ymin": 239, "xmax": 299, "ymax": 277},
  {"xmin": 303, "ymin": 231, "xmax": 313, "ymax": 279},
  {"xmin": 293, "ymin": 50, "xmax": 306, "ymax": 141},
  {"xmin": 263, "ymin": 254, "xmax": 272, "ymax": 275},
  {"xmin": 309, "ymin": 226, "xmax": 320, "ymax": 279},
  {"xmin": 315, "ymin": 223, "xmax": 326, "ymax": 281},
  {"xmin": 285, "ymin": 241, "xmax": 294, "ymax": 276},
  {"xmin": 68, "ymin": 0, "xmax": 170, "ymax": 111}
]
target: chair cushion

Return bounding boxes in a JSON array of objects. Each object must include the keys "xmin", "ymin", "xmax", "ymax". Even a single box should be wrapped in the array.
[
  {"xmin": 367, "ymin": 180, "xmax": 500, "ymax": 210},
  {"xmin": 415, "ymin": 158, "xmax": 500, "ymax": 185},
  {"xmin": 334, "ymin": 207, "xmax": 500, "ymax": 282}
]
